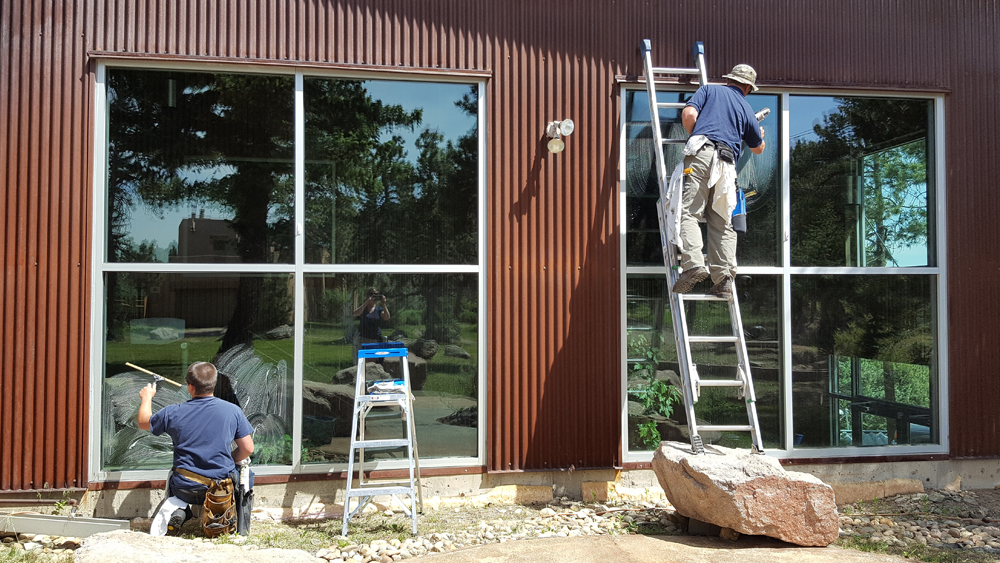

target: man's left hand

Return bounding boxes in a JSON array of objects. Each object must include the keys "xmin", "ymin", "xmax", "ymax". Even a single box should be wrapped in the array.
[{"xmin": 139, "ymin": 382, "xmax": 157, "ymax": 400}]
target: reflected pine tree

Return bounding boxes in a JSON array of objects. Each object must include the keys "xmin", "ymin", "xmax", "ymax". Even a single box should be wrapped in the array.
[{"xmin": 789, "ymin": 98, "xmax": 933, "ymax": 440}]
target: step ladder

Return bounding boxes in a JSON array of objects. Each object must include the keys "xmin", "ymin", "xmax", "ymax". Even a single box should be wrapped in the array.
[
  {"xmin": 640, "ymin": 39, "xmax": 764, "ymax": 455},
  {"xmin": 342, "ymin": 342, "xmax": 424, "ymax": 535}
]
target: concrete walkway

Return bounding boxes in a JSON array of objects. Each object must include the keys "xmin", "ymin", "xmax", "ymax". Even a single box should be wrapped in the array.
[{"xmin": 411, "ymin": 534, "xmax": 911, "ymax": 563}]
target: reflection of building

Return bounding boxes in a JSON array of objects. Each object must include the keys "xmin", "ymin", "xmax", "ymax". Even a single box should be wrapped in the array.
[
  {"xmin": 5, "ymin": 0, "xmax": 1000, "ymax": 518},
  {"xmin": 174, "ymin": 210, "xmax": 241, "ymax": 263}
]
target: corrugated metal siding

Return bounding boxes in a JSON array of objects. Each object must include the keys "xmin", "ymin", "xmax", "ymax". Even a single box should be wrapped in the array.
[
  {"xmin": 2, "ymin": 1, "xmax": 1000, "ymax": 490},
  {"xmin": 1, "ymin": 0, "xmax": 91, "ymax": 491}
]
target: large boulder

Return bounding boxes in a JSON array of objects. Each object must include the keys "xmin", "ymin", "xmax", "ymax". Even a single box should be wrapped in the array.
[{"xmin": 652, "ymin": 441, "xmax": 838, "ymax": 546}]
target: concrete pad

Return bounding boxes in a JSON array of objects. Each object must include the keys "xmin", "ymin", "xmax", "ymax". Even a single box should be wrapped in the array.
[
  {"xmin": 581, "ymin": 481, "xmax": 667, "ymax": 504},
  {"xmin": 831, "ymin": 479, "xmax": 924, "ymax": 505},
  {"xmin": 411, "ymin": 534, "xmax": 912, "ymax": 563}
]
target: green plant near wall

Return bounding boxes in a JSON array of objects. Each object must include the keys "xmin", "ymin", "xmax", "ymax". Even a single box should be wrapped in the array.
[{"xmin": 629, "ymin": 334, "xmax": 682, "ymax": 450}]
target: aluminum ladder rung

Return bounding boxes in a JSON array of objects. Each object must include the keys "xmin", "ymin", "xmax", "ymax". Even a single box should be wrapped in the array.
[
  {"xmin": 697, "ymin": 379, "xmax": 747, "ymax": 388},
  {"xmin": 688, "ymin": 335, "xmax": 740, "ymax": 343},
  {"xmin": 358, "ymin": 393, "xmax": 409, "ymax": 403},
  {"xmin": 697, "ymin": 425, "xmax": 754, "ymax": 432},
  {"xmin": 642, "ymin": 38, "xmax": 765, "ymax": 456},
  {"xmin": 345, "ymin": 486, "xmax": 415, "ymax": 497},
  {"xmin": 680, "ymin": 294, "xmax": 728, "ymax": 302},
  {"xmin": 350, "ymin": 439, "xmax": 410, "ymax": 450},
  {"xmin": 650, "ymin": 66, "xmax": 701, "ymax": 75}
]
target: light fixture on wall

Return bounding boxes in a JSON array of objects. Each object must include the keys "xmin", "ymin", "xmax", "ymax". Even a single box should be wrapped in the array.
[
  {"xmin": 545, "ymin": 119, "xmax": 575, "ymax": 153},
  {"xmin": 167, "ymin": 78, "xmax": 178, "ymax": 108}
]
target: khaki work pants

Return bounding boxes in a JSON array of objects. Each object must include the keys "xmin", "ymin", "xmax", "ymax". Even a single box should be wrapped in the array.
[{"xmin": 678, "ymin": 145, "xmax": 737, "ymax": 284}]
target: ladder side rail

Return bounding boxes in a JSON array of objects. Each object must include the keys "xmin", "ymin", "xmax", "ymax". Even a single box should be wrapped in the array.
[
  {"xmin": 657, "ymin": 197, "xmax": 703, "ymax": 452},
  {"xmin": 645, "ymin": 39, "xmax": 705, "ymax": 453},
  {"xmin": 342, "ymin": 355, "xmax": 367, "ymax": 535},
  {"xmin": 640, "ymin": 41, "xmax": 671, "ymax": 194},
  {"xmin": 402, "ymin": 357, "xmax": 424, "ymax": 512},
  {"xmin": 693, "ymin": 41, "xmax": 708, "ymax": 86},
  {"xmin": 727, "ymin": 286, "xmax": 765, "ymax": 453}
]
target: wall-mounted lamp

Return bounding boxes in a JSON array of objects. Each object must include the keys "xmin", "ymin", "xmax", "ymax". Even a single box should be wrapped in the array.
[
  {"xmin": 545, "ymin": 119, "xmax": 575, "ymax": 153},
  {"xmin": 167, "ymin": 78, "xmax": 177, "ymax": 108}
]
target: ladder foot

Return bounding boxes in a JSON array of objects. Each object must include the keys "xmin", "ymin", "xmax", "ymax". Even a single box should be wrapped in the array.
[{"xmin": 691, "ymin": 435, "xmax": 705, "ymax": 454}]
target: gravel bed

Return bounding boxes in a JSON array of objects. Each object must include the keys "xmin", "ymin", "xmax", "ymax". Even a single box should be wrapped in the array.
[{"xmin": 4, "ymin": 489, "xmax": 1000, "ymax": 561}]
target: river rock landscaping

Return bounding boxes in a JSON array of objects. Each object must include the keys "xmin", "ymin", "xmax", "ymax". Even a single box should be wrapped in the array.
[{"xmin": 3, "ymin": 488, "xmax": 1000, "ymax": 562}]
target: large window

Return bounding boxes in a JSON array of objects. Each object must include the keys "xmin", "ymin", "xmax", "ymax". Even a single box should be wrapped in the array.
[
  {"xmin": 622, "ymin": 88, "xmax": 942, "ymax": 458},
  {"xmin": 94, "ymin": 66, "xmax": 483, "ymax": 477}
]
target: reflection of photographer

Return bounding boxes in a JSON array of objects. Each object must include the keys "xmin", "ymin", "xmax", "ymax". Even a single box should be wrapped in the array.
[{"xmin": 353, "ymin": 288, "xmax": 390, "ymax": 344}]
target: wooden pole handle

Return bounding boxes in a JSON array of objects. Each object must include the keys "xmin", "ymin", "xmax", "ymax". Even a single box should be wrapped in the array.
[{"xmin": 126, "ymin": 362, "xmax": 183, "ymax": 387}]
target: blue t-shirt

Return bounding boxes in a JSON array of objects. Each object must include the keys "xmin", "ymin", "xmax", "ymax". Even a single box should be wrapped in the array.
[
  {"xmin": 686, "ymin": 84, "xmax": 763, "ymax": 162},
  {"xmin": 150, "ymin": 396, "xmax": 254, "ymax": 485},
  {"xmin": 359, "ymin": 306, "xmax": 385, "ymax": 340}
]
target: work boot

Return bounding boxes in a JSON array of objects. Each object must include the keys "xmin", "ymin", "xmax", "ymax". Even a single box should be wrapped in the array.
[
  {"xmin": 709, "ymin": 277, "xmax": 733, "ymax": 299},
  {"xmin": 166, "ymin": 506, "xmax": 192, "ymax": 536},
  {"xmin": 671, "ymin": 266, "xmax": 709, "ymax": 293}
]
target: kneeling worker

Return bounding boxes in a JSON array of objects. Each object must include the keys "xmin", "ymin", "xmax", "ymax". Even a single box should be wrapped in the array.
[{"xmin": 138, "ymin": 361, "xmax": 255, "ymax": 536}]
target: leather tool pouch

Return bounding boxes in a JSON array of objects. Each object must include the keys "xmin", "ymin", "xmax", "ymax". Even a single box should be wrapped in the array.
[{"xmin": 175, "ymin": 467, "xmax": 236, "ymax": 537}]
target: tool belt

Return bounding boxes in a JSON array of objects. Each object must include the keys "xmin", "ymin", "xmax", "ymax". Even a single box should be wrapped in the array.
[
  {"xmin": 175, "ymin": 467, "xmax": 237, "ymax": 538},
  {"xmin": 703, "ymin": 140, "xmax": 735, "ymax": 164}
]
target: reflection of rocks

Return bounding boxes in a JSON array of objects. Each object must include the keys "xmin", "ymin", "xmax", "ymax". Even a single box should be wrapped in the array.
[
  {"xmin": 655, "ymin": 417, "xmax": 721, "ymax": 444},
  {"xmin": 148, "ymin": 327, "xmax": 180, "ymax": 341},
  {"xmin": 332, "ymin": 354, "xmax": 428, "ymax": 390},
  {"xmin": 437, "ymin": 406, "xmax": 477, "ymax": 427},
  {"xmin": 301, "ymin": 380, "xmax": 355, "ymax": 438},
  {"xmin": 410, "ymin": 339, "xmax": 439, "ymax": 360},
  {"xmin": 264, "ymin": 324, "xmax": 293, "ymax": 340},
  {"xmin": 333, "ymin": 362, "xmax": 390, "ymax": 385},
  {"xmin": 443, "ymin": 345, "xmax": 471, "ymax": 359}
]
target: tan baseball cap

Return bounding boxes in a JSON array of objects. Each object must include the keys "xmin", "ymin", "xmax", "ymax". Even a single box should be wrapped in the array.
[{"xmin": 723, "ymin": 64, "xmax": 759, "ymax": 92}]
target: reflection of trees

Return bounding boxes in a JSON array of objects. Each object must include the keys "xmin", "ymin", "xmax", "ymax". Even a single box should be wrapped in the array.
[
  {"xmin": 789, "ymin": 98, "xmax": 934, "ymax": 437},
  {"xmin": 304, "ymin": 82, "xmax": 478, "ymax": 342},
  {"xmin": 107, "ymin": 71, "xmax": 295, "ymax": 355},
  {"xmin": 790, "ymin": 98, "xmax": 929, "ymax": 267}
]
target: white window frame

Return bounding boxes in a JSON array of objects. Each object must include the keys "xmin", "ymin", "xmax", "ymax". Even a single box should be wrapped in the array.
[
  {"xmin": 89, "ymin": 60, "xmax": 488, "ymax": 483},
  {"xmin": 618, "ymin": 85, "xmax": 948, "ymax": 462}
]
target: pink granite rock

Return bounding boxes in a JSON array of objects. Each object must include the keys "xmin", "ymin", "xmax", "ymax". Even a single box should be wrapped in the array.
[{"xmin": 652, "ymin": 441, "xmax": 839, "ymax": 546}]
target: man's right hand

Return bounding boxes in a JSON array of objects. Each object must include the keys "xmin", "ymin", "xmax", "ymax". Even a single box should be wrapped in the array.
[{"xmin": 138, "ymin": 383, "xmax": 156, "ymax": 430}]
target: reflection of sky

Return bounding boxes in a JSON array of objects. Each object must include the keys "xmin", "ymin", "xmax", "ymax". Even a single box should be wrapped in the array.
[
  {"xmin": 126, "ymin": 80, "xmax": 477, "ymax": 254},
  {"xmin": 789, "ymin": 95, "xmax": 838, "ymax": 145},
  {"xmin": 789, "ymin": 95, "xmax": 929, "ymax": 267},
  {"xmin": 364, "ymin": 80, "xmax": 476, "ymax": 165}
]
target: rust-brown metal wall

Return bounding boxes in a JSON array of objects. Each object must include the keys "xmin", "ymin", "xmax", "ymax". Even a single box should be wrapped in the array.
[
  {"xmin": 1, "ymin": 0, "xmax": 92, "ymax": 491},
  {"xmin": 2, "ymin": 1, "xmax": 999, "ymax": 491}
]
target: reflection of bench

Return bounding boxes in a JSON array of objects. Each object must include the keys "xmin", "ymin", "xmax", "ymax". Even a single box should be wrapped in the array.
[{"xmin": 843, "ymin": 398, "xmax": 932, "ymax": 445}]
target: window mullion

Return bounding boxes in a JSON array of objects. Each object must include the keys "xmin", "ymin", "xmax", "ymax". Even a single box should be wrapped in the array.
[{"xmin": 291, "ymin": 70, "xmax": 306, "ymax": 470}]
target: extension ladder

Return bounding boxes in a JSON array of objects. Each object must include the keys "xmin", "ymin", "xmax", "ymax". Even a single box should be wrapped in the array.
[
  {"xmin": 342, "ymin": 342, "xmax": 424, "ymax": 535},
  {"xmin": 640, "ymin": 39, "xmax": 764, "ymax": 454}
]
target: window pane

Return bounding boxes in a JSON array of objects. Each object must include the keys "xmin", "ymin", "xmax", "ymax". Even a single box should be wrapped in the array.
[
  {"xmin": 790, "ymin": 96, "xmax": 933, "ymax": 267},
  {"xmin": 623, "ymin": 90, "xmax": 780, "ymax": 267},
  {"xmin": 791, "ymin": 275, "xmax": 936, "ymax": 448},
  {"xmin": 626, "ymin": 275, "xmax": 782, "ymax": 452},
  {"xmin": 301, "ymin": 273, "xmax": 478, "ymax": 463},
  {"xmin": 304, "ymin": 79, "xmax": 479, "ymax": 265},
  {"xmin": 106, "ymin": 69, "xmax": 295, "ymax": 264},
  {"xmin": 102, "ymin": 272, "xmax": 296, "ymax": 471}
]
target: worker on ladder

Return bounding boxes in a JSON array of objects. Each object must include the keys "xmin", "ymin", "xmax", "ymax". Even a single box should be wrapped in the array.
[{"xmin": 671, "ymin": 64, "xmax": 766, "ymax": 298}]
